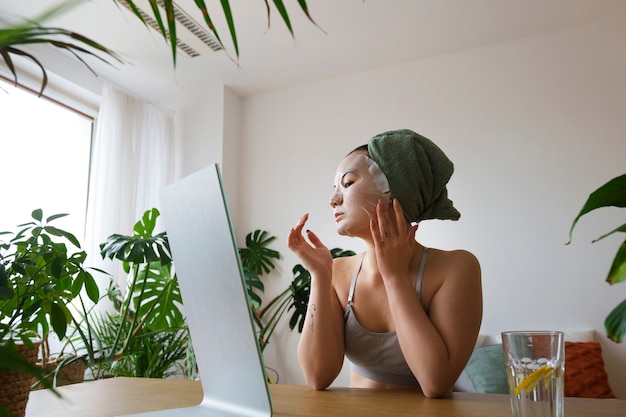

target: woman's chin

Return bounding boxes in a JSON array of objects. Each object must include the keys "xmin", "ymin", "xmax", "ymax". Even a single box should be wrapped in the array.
[
  {"xmin": 336, "ymin": 224, "xmax": 351, "ymax": 236},
  {"xmin": 336, "ymin": 224, "xmax": 366, "ymax": 238}
]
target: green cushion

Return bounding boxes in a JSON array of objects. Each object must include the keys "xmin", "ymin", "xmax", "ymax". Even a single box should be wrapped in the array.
[{"xmin": 464, "ymin": 344, "xmax": 509, "ymax": 394}]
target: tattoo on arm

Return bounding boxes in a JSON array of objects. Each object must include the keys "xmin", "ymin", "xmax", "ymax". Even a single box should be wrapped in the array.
[{"xmin": 308, "ymin": 304, "xmax": 317, "ymax": 333}]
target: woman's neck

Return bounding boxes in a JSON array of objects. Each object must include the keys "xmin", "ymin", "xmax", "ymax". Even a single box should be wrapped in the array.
[{"xmin": 361, "ymin": 241, "xmax": 424, "ymax": 273}]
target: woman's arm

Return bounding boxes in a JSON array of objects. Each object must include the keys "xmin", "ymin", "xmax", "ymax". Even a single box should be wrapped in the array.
[
  {"xmin": 385, "ymin": 251, "xmax": 482, "ymax": 397},
  {"xmin": 288, "ymin": 214, "xmax": 346, "ymax": 390},
  {"xmin": 371, "ymin": 199, "xmax": 483, "ymax": 397},
  {"xmin": 296, "ymin": 263, "xmax": 346, "ymax": 390}
]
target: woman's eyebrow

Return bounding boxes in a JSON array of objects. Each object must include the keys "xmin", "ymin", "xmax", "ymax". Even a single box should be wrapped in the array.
[
  {"xmin": 340, "ymin": 168, "xmax": 358, "ymax": 178},
  {"xmin": 335, "ymin": 168, "xmax": 358, "ymax": 185}
]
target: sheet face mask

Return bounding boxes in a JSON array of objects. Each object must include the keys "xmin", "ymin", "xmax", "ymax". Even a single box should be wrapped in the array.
[{"xmin": 331, "ymin": 153, "xmax": 391, "ymax": 226}]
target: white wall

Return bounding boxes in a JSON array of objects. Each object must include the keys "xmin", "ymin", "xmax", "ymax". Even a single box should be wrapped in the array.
[
  {"xmin": 176, "ymin": 85, "xmax": 243, "ymax": 225},
  {"xmin": 212, "ymin": 14, "xmax": 626, "ymax": 396}
]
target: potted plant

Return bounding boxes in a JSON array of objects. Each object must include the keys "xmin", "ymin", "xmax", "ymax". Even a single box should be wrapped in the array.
[
  {"xmin": 568, "ymin": 173, "xmax": 626, "ymax": 342},
  {"xmin": 91, "ymin": 208, "xmax": 194, "ymax": 379},
  {"xmin": 0, "ymin": 209, "xmax": 101, "ymax": 417}
]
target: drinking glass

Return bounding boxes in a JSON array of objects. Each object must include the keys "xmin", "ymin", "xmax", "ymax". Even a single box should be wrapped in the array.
[{"xmin": 501, "ymin": 331, "xmax": 564, "ymax": 417}]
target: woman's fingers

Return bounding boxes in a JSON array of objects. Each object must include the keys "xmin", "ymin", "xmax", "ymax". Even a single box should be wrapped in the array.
[
  {"xmin": 375, "ymin": 198, "xmax": 397, "ymax": 240},
  {"xmin": 305, "ymin": 229, "xmax": 324, "ymax": 248},
  {"xmin": 296, "ymin": 213, "xmax": 309, "ymax": 231},
  {"xmin": 393, "ymin": 199, "xmax": 406, "ymax": 233},
  {"xmin": 288, "ymin": 213, "xmax": 309, "ymax": 249},
  {"xmin": 374, "ymin": 199, "xmax": 385, "ymax": 239},
  {"xmin": 373, "ymin": 199, "xmax": 417, "ymax": 248},
  {"xmin": 288, "ymin": 214, "xmax": 334, "ymax": 279}
]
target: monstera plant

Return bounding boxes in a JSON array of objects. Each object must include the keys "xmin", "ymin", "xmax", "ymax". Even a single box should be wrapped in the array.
[
  {"xmin": 93, "ymin": 208, "xmax": 193, "ymax": 379},
  {"xmin": 568, "ymin": 174, "xmax": 626, "ymax": 343},
  {"xmin": 242, "ymin": 234, "xmax": 354, "ymax": 353}
]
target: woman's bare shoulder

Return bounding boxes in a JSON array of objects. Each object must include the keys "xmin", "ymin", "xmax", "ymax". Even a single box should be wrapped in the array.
[
  {"xmin": 430, "ymin": 247, "xmax": 479, "ymax": 268},
  {"xmin": 427, "ymin": 248, "xmax": 481, "ymax": 287},
  {"xmin": 332, "ymin": 252, "xmax": 363, "ymax": 270},
  {"xmin": 425, "ymin": 248, "xmax": 482, "ymax": 325}
]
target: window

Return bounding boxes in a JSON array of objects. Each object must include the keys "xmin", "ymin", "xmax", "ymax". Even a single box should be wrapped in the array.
[{"xmin": 0, "ymin": 78, "xmax": 93, "ymax": 242}]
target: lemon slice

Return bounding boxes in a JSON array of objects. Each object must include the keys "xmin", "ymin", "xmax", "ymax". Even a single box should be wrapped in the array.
[{"xmin": 514, "ymin": 365, "xmax": 554, "ymax": 395}]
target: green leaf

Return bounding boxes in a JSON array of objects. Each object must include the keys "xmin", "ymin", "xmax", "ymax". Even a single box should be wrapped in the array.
[
  {"xmin": 100, "ymin": 234, "xmax": 131, "ymax": 260},
  {"xmin": 272, "ymin": 0, "xmax": 294, "ymax": 37},
  {"xmin": 156, "ymin": 241, "xmax": 172, "ymax": 266},
  {"xmin": 99, "ymin": 210, "xmax": 166, "ymax": 266},
  {"xmin": 568, "ymin": 174, "xmax": 626, "ymax": 241},
  {"xmin": 246, "ymin": 278, "xmax": 264, "ymax": 291},
  {"xmin": 0, "ymin": 286, "xmax": 13, "ymax": 300},
  {"xmin": 46, "ymin": 213, "xmax": 69, "ymax": 222},
  {"xmin": 248, "ymin": 291, "xmax": 262, "ymax": 309},
  {"xmin": 83, "ymin": 271, "xmax": 100, "ymax": 303},
  {"xmin": 50, "ymin": 256, "xmax": 64, "ymax": 279},
  {"xmin": 219, "ymin": 0, "xmax": 239, "ymax": 57},
  {"xmin": 44, "ymin": 225, "xmax": 63, "ymax": 237},
  {"xmin": 49, "ymin": 301, "xmax": 68, "ymax": 339},
  {"xmin": 47, "ymin": 226, "xmax": 81, "ymax": 248},
  {"xmin": 121, "ymin": 0, "xmax": 159, "ymax": 32},
  {"xmin": 32, "ymin": 208, "xmax": 43, "ymax": 222},
  {"xmin": 1, "ymin": 8, "xmax": 120, "ymax": 95},
  {"xmin": 593, "ymin": 223, "xmax": 626, "ymax": 244},
  {"xmin": 286, "ymin": 248, "xmax": 354, "ymax": 333},
  {"xmin": 607, "ymin": 239, "xmax": 626, "ymax": 285},
  {"xmin": 71, "ymin": 272, "xmax": 84, "ymax": 297},
  {"xmin": 605, "ymin": 298, "xmax": 626, "ymax": 343},
  {"xmin": 162, "ymin": 0, "xmax": 178, "ymax": 66},
  {"xmin": 193, "ymin": 0, "xmax": 224, "ymax": 47},
  {"xmin": 0, "ymin": 46, "xmax": 18, "ymax": 81},
  {"xmin": 0, "ymin": 265, "xmax": 13, "ymax": 300},
  {"xmin": 135, "ymin": 208, "xmax": 159, "ymax": 238},
  {"xmin": 239, "ymin": 230, "xmax": 279, "ymax": 276},
  {"xmin": 288, "ymin": 264, "xmax": 311, "ymax": 332},
  {"xmin": 134, "ymin": 263, "xmax": 184, "ymax": 330},
  {"xmin": 330, "ymin": 248, "xmax": 357, "ymax": 258},
  {"xmin": 146, "ymin": 0, "xmax": 166, "ymax": 36}
]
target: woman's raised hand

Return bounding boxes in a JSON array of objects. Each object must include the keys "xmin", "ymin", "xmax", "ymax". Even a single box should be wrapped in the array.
[
  {"xmin": 288, "ymin": 213, "xmax": 333, "ymax": 279},
  {"xmin": 370, "ymin": 199, "xmax": 418, "ymax": 282}
]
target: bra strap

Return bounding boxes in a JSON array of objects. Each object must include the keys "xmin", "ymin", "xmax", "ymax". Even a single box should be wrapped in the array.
[
  {"xmin": 348, "ymin": 248, "xmax": 427, "ymax": 304},
  {"xmin": 416, "ymin": 247, "xmax": 428, "ymax": 303}
]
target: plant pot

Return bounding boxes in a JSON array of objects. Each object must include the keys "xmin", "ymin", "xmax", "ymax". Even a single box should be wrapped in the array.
[
  {"xmin": 0, "ymin": 341, "xmax": 41, "ymax": 417},
  {"xmin": 32, "ymin": 356, "xmax": 86, "ymax": 390}
]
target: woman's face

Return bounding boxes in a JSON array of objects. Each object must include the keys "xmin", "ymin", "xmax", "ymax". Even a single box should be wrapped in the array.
[{"xmin": 330, "ymin": 150, "xmax": 390, "ymax": 237}]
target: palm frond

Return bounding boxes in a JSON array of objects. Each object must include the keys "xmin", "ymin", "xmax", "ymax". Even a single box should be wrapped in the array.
[{"xmin": 0, "ymin": 3, "xmax": 122, "ymax": 95}]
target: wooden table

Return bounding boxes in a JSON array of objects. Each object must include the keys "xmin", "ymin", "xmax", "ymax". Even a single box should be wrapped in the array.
[{"xmin": 26, "ymin": 377, "xmax": 625, "ymax": 417}]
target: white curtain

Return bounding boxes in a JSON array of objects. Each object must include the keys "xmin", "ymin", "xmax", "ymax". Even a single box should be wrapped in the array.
[{"xmin": 84, "ymin": 83, "xmax": 174, "ymax": 288}]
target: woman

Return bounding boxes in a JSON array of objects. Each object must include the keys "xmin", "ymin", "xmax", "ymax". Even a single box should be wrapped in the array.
[{"xmin": 287, "ymin": 129, "xmax": 482, "ymax": 397}]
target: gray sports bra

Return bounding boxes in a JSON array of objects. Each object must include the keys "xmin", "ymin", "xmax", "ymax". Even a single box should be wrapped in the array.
[{"xmin": 343, "ymin": 247, "xmax": 428, "ymax": 385}]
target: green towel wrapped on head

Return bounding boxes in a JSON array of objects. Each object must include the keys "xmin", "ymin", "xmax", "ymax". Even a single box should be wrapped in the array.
[{"xmin": 367, "ymin": 129, "xmax": 460, "ymax": 223}]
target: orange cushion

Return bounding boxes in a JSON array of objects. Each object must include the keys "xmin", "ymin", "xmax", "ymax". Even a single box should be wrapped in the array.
[{"xmin": 564, "ymin": 342, "xmax": 616, "ymax": 398}]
